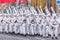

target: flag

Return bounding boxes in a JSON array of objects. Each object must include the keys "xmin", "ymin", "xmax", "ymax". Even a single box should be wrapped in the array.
[
  {"xmin": 0, "ymin": 0, "xmax": 16, "ymax": 4},
  {"xmin": 0, "ymin": 0, "xmax": 26, "ymax": 5}
]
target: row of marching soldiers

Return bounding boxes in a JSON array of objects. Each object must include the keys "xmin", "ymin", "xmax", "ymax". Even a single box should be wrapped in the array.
[
  {"xmin": 0, "ymin": 13, "xmax": 59, "ymax": 39},
  {"xmin": 0, "ymin": 3, "xmax": 60, "ymax": 39}
]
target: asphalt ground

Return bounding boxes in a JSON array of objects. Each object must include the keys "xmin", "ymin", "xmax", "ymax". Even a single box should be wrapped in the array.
[{"xmin": 0, "ymin": 33, "xmax": 59, "ymax": 40}]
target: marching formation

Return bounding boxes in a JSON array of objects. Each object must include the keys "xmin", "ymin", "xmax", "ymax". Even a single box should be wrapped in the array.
[{"xmin": 0, "ymin": 4, "xmax": 60, "ymax": 39}]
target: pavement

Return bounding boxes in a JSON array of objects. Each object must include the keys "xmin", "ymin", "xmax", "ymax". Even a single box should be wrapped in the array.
[{"xmin": 0, "ymin": 33, "xmax": 59, "ymax": 40}]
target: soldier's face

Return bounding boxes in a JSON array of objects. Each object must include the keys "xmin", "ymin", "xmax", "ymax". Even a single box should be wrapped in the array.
[
  {"xmin": 10, "ymin": 15, "xmax": 14, "ymax": 18},
  {"xmin": 18, "ymin": 15, "xmax": 22, "ymax": 17},
  {"xmin": 6, "ymin": 15, "xmax": 9, "ymax": 18},
  {"xmin": 1, "ymin": 15, "xmax": 5, "ymax": 18},
  {"xmin": 31, "ymin": 14, "xmax": 34, "ymax": 17},
  {"xmin": 48, "ymin": 16, "xmax": 51, "ymax": 18}
]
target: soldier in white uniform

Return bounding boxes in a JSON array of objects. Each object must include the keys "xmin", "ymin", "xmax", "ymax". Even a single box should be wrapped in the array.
[
  {"xmin": 57, "ymin": 14, "xmax": 60, "ymax": 36},
  {"xmin": 49, "ymin": 15, "xmax": 54, "ymax": 39},
  {"xmin": 45, "ymin": 15, "xmax": 51, "ymax": 37},
  {"xmin": 33, "ymin": 15, "xmax": 37, "ymax": 36},
  {"xmin": 26, "ymin": 15, "xmax": 31, "ymax": 35},
  {"xmin": 9, "ymin": 15, "xmax": 14, "ymax": 33},
  {"xmin": 3, "ymin": 15, "xmax": 10, "ymax": 33},
  {"xmin": 21, "ymin": 14, "xmax": 26, "ymax": 36},
  {"xmin": 9, "ymin": 15, "xmax": 13, "ymax": 33},
  {"xmin": 13, "ymin": 15, "xmax": 20, "ymax": 34},
  {"xmin": 36, "ymin": 15, "xmax": 42, "ymax": 36},
  {"xmin": 25, "ymin": 15, "xmax": 30, "ymax": 35},
  {"xmin": 42, "ymin": 15, "xmax": 49, "ymax": 37},
  {"xmin": 29, "ymin": 14, "xmax": 35, "ymax": 36},
  {"xmin": 9, "ymin": 15, "xmax": 16, "ymax": 33},
  {"xmin": 17, "ymin": 14, "xmax": 23, "ymax": 34},
  {"xmin": 0, "ymin": 15, "xmax": 5, "ymax": 33},
  {"xmin": 46, "ymin": 15, "xmax": 52, "ymax": 37},
  {"xmin": 52, "ymin": 15, "xmax": 59, "ymax": 39}
]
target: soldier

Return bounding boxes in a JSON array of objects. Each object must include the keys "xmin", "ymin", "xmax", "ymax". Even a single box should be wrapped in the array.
[
  {"xmin": 17, "ymin": 14, "xmax": 23, "ymax": 35},
  {"xmin": 49, "ymin": 15, "xmax": 54, "ymax": 39},
  {"xmin": 42, "ymin": 15, "xmax": 48, "ymax": 37},
  {"xmin": 0, "ymin": 15, "xmax": 4, "ymax": 32},
  {"xmin": 9, "ymin": 15, "xmax": 14, "ymax": 33},
  {"xmin": 45, "ymin": 15, "xmax": 51, "ymax": 37},
  {"xmin": 26, "ymin": 15, "xmax": 31, "ymax": 35},
  {"xmin": 56, "ymin": 13, "xmax": 60, "ymax": 36},
  {"xmin": 33, "ymin": 15, "xmax": 37, "ymax": 35},
  {"xmin": 9, "ymin": 15, "xmax": 16, "ymax": 33},
  {"xmin": 29, "ymin": 14, "xmax": 35, "ymax": 36},
  {"xmin": 36, "ymin": 15, "xmax": 43, "ymax": 36},
  {"xmin": 52, "ymin": 15, "xmax": 59, "ymax": 39},
  {"xmin": 13, "ymin": 15, "xmax": 20, "ymax": 34},
  {"xmin": 23, "ymin": 15, "xmax": 29, "ymax": 35},
  {"xmin": 3, "ymin": 14, "xmax": 10, "ymax": 33},
  {"xmin": 9, "ymin": 15, "xmax": 13, "ymax": 33},
  {"xmin": 21, "ymin": 14, "xmax": 26, "ymax": 36},
  {"xmin": 46, "ymin": 15, "xmax": 52, "ymax": 37}
]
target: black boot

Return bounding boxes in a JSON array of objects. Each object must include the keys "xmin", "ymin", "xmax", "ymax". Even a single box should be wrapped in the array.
[
  {"xmin": 23, "ymin": 34, "xmax": 27, "ymax": 37},
  {"xmin": 46, "ymin": 36, "xmax": 49, "ymax": 38},
  {"xmin": 52, "ymin": 37, "xmax": 54, "ymax": 39},
  {"xmin": 55, "ymin": 37, "xmax": 58, "ymax": 39},
  {"xmin": 40, "ymin": 35, "xmax": 43, "ymax": 37},
  {"xmin": 48, "ymin": 34, "xmax": 51, "ymax": 37}
]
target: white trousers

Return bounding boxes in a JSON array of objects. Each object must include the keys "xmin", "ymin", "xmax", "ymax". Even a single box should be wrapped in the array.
[
  {"xmin": 4, "ymin": 23, "xmax": 9, "ymax": 33},
  {"xmin": 20, "ymin": 24, "xmax": 23, "ymax": 34},
  {"xmin": 25, "ymin": 24, "xmax": 30, "ymax": 35},
  {"xmin": 9, "ymin": 23, "xmax": 14, "ymax": 33},
  {"xmin": 54, "ymin": 25, "xmax": 59, "ymax": 37},
  {"xmin": 34, "ymin": 24, "xmax": 37, "ymax": 35},
  {"xmin": 42, "ymin": 25, "xmax": 49, "ymax": 37},
  {"xmin": 14, "ymin": 23, "xmax": 20, "ymax": 34},
  {"xmin": 30, "ymin": 24, "xmax": 34, "ymax": 35},
  {"xmin": 38, "ymin": 24, "xmax": 43, "ymax": 35},
  {"xmin": 50, "ymin": 25, "xmax": 59, "ymax": 37},
  {"xmin": 20, "ymin": 23, "xmax": 26, "ymax": 35},
  {"xmin": 0, "ymin": 23, "xmax": 3, "ymax": 32},
  {"xmin": 45, "ymin": 26, "xmax": 49, "ymax": 37}
]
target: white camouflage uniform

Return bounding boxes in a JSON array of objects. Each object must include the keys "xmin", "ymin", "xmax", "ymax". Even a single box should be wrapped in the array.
[
  {"xmin": 0, "ymin": 15, "xmax": 4, "ymax": 32},
  {"xmin": 3, "ymin": 15, "xmax": 10, "ymax": 33},
  {"xmin": 52, "ymin": 15, "xmax": 59, "ymax": 38}
]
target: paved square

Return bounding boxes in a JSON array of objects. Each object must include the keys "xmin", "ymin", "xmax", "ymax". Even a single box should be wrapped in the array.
[{"xmin": 0, "ymin": 33, "xmax": 59, "ymax": 40}]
